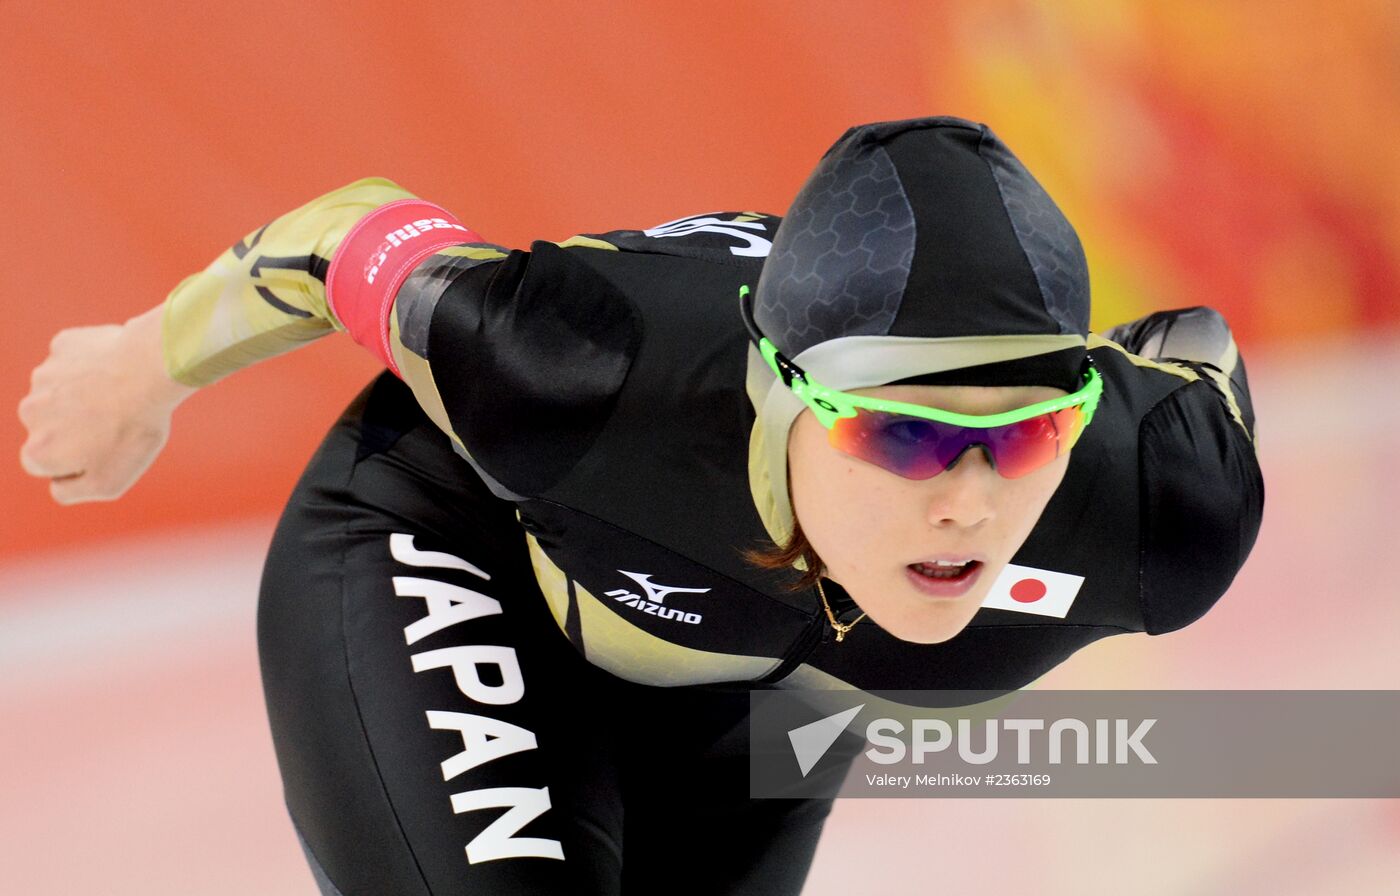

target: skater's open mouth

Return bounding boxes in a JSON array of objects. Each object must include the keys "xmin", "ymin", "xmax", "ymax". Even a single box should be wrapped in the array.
[{"xmin": 907, "ymin": 559, "xmax": 981, "ymax": 581}]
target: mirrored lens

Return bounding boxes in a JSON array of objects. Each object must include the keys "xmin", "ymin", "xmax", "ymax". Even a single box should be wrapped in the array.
[
  {"xmin": 828, "ymin": 406, "xmax": 1085, "ymax": 480},
  {"xmin": 982, "ymin": 407, "xmax": 1084, "ymax": 478}
]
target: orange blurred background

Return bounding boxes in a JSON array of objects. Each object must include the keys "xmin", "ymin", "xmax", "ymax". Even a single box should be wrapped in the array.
[
  {"xmin": 5, "ymin": 0, "xmax": 1397, "ymax": 560},
  {"xmin": 4, "ymin": 4, "xmax": 1400, "ymax": 895}
]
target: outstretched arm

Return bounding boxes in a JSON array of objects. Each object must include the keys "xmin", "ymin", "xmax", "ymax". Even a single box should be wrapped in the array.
[
  {"xmin": 160, "ymin": 177, "xmax": 500, "ymax": 386},
  {"xmin": 19, "ymin": 178, "xmax": 507, "ymax": 503}
]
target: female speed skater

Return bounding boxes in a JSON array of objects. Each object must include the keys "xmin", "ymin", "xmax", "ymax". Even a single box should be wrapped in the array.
[{"xmin": 19, "ymin": 116, "xmax": 1263, "ymax": 895}]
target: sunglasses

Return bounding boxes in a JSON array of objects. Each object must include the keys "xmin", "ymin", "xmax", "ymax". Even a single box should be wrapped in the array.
[{"xmin": 740, "ymin": 286, "xmax": 1103, "ymax": 480}]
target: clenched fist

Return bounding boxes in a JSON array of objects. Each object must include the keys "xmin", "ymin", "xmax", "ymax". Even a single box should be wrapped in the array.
[{"xmin": 18, "ymin": 305, "xmax": 197, "ymax": 504}]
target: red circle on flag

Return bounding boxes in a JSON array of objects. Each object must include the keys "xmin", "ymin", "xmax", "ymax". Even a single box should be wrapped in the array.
[{"xmin": 1010, "ymin": 578, "xmax": 1047, "ymax": 603}]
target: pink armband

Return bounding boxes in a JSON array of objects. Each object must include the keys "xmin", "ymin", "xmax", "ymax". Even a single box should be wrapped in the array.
[{"xmin": 325, "ymin": 199, "xmax": 485, "ymax": 376}]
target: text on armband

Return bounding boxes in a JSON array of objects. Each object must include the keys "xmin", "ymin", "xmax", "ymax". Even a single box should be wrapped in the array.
[{"xmin": 365, "ymin": 218, "xmax": 471, "ymax": 285}]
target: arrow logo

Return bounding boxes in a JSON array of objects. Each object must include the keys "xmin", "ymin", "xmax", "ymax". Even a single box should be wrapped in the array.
[{"xmin": 787, "ymin": 704, "xmax": 865, "ymax": 777}]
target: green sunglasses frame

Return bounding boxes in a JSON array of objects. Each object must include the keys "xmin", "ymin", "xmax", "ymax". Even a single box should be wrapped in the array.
[{"xmin": 739, "ymin": 285, "xmax": 1104, "ymax": 431}]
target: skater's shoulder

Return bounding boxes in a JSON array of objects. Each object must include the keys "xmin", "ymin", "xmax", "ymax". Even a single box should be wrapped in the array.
[{"xmin": 550, "ymin": 211, "xmax": 783, "ymax": 266}]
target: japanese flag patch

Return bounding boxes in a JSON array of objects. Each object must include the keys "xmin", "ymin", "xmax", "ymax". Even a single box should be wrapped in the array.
[{"xmin": 979, "ymin": 563, "xmax": 1085, "ymax": 618}]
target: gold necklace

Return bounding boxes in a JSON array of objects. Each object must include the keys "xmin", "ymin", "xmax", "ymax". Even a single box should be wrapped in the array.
[{"xmin": 816, "ymin": 580, "xmax": 866, "ymax": 643}]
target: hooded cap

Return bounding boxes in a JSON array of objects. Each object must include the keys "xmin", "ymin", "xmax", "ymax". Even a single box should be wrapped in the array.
[{"xmin": 746, "ymin": 116, "xmax": 1092, "ymax": 551}]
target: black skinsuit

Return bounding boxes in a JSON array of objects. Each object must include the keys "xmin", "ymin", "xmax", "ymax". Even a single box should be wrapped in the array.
[{"xmin": 255, "ymin": 214, "xmax": 1263, "ymax": 895}]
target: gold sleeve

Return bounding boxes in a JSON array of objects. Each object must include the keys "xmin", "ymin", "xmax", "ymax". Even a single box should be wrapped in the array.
[{"xmin": 160, "ymin": 177, "xmax": 417, "ymax": 387}]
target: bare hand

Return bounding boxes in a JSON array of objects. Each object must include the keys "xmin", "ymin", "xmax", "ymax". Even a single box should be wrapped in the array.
[{"xmin": 18, "ymin": 306, "xmax": 197, "ymax": 504}]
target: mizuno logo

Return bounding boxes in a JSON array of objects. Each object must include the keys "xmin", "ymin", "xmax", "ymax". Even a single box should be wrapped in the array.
[{"xmin": 604, "ymin": 570, "xmax": 710, "ymax": 624}]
